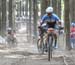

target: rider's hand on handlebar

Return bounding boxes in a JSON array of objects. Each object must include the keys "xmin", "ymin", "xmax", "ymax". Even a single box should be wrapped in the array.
[{"xmin": 38, "ymin": 26, "xmax": 41, "ymax": 29}]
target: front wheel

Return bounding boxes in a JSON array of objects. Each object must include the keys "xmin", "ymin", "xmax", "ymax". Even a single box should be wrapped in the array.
[{"xmin": 48, "ymin": 36, "xmax": 53, "ymax": 61}]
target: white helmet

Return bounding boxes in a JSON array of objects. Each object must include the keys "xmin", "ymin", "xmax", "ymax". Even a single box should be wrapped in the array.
[
  {"xmin": 7, "ymin": 27, "xmax": 12, "ymax": 31},
  {"xmin": 71, "ymin": 22, "xmax": 75, "ymax": 27},
  {"xmin": 46, "ymin": 7, "xmax": 53, "ymax": 13}
]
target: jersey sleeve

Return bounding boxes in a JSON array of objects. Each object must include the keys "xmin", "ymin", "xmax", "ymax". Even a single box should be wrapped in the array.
[
  {"xmin": 55, "ymin": 16, "xmax": 60, "ymax": 22},
  {"xmin": 41, "ymin": 15, "xmax": 46, "ymax": 25},
  {"xmin": 53, "ymin": 14, "xmax": 60, "ymax": 22}
]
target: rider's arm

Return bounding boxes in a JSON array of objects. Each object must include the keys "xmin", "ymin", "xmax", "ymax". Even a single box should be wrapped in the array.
[
  {"xmin": 40, "ymin": 15, "xmax": 47, "ymax": 26},
  {"xmin": 54, "ymin": 14, "xmax": 61, "ymax": 26},
  {"xmin": 54, "ymin": 14, "xmax": 63, "ymax": 30}
]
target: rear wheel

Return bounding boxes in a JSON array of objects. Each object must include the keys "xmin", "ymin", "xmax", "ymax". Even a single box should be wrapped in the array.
[{"xmin": 37, "ymin": 39, "xmax": 44, "ymax": 54}]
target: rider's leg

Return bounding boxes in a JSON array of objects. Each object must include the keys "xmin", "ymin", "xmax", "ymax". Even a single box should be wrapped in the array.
[
  {"xmin": 54, "ymin": 34, "xmax": 57, "ymax": 47},
  {"xmin": 54, "ymin": 30, "xmax": 58, "ymax": 48}
]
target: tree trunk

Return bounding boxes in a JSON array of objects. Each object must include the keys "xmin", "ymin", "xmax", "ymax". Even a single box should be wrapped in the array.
[
  {"xmin": 28, "ymin": 0, "xmax": 32, "ymax": 39},
  {"xmin": 69, "ymin": 0, "xmax": 75, "ymax": 22},
  {"xmin": 64, "ymin": 0, "xmax": 72, "ymax": 50},
  {"xmin": 1, "ymin": 0, "xmax": 7, "ymax": 36},
  {"xmin": 0, "ymin": 0, "xmax": 2, "ymax": 33},
  {"xmin": 20, "ymin": 1, "xmax": 22, "ymax": 17},
  {"xmin": 8, "ymin": 0, "xmax": 15, "ymax": 30},
  {"xmin": 12, "ymin": 0, "xmax": 16, "ymax": 30},
  {"xmin": 41, "ymin": 0, "xmax": 50, "ymax": 16},
  {"xmin": 52, "ymin": 0, "xmax": 57, "ymax": 14},
  {"xmin": 33, "ymin": 0, "xmax": 38, "ymax": 42},
  {"xmin": 73, "ymin": 0, "xmax": 75, "ymax": 21},
  {"xmin": 57, "ymin": 0, "xmax": 61, "ymax": 18},
  {"xmin": 16, "ymin": 1, "xmax": 20, "ymax": 17},
  {"xmin": 25, "ymin": 0, "xmax": 29, "ymax": 40},
  {"xmin": 9, "ymin": 0, "xmax": 13, "ymax": 28}
]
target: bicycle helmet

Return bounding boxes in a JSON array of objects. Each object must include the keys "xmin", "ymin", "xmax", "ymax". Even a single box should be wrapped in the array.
[
  {"xmin": 7, "ymin": 27, "xmax": 12, "ymax": 31},
  {"xmin": 46, "ymin": 7, "xmax": 53, "ymax": 13},
  {"xmin": 71, "ymin": 22, "xmax": 75, "ymax": 27}
]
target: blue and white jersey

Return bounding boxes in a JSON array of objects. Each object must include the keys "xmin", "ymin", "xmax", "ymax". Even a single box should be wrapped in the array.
[{"xmin": 41, "ymin": 13, "xmax": 60, "ymax": 25}]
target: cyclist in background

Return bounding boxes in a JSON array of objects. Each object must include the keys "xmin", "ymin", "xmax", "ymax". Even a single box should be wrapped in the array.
[{"xmin": 70, "ymin": 22, "xmax": 75, "ymax": 48}]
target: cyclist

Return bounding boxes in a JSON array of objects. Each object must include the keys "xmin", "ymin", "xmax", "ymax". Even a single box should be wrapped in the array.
[
  {"xmin": 38, "ymin": 6, "xmax": 61, "ymax": 48},
  {"xmin": 70, "ymin": 22, "xmax": 75, "ymax": 48}
]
